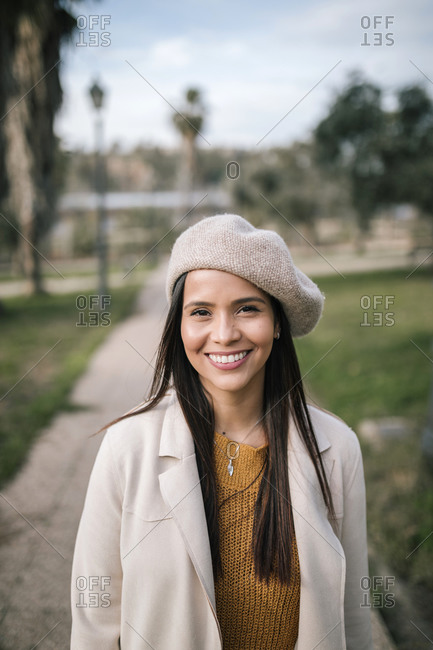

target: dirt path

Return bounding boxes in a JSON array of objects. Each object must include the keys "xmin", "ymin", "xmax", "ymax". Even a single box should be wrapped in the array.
[
  {"xmin": 0, "ymin": 261, "xmax": 396, "ymax": 649},
  {"xmin": 0, "ymin": 265, "xmax": 168, "ymax": 649}
]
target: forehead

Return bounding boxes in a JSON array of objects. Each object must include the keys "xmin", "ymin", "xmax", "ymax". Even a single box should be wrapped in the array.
[{"xmin": 183, "ymin": 269, "xmax": 270, "ymax": 302}]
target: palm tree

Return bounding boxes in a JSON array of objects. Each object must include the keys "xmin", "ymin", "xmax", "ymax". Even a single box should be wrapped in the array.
[{"xmin": 172, "ymin": 88, "xmax": 205, "ymax": 217}]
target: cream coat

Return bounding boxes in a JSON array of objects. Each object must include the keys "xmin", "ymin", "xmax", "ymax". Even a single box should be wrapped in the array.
[{"xmin": 71, "ymin": 392, "xmax": 373, "ymax": 649}]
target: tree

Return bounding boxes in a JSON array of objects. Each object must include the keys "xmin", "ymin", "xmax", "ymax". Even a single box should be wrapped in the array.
[
  {"xmin": 315, "ymin": 75, "xmax": 433, "ymax": 462},
  {"xmin": 379, "ymin": 85, "xmax": 433, "ymax": 215},
  {"xmin": 381, "ymin": 85, "xmax": 433, "ymax": 465},
  {"xmin": 172, "ymin": 88, "xmax": 205, "ymax": 215},
  {"xmin": 230, "ymin": 142, "xmax": 344, "ymax": 246},
  {"xmin": 0, "ymin": 1, "xmax": 76, "ymax": 293},
  {"xmin": 314, "ymin": 73, "xmax": 386, "ymax": 237}
]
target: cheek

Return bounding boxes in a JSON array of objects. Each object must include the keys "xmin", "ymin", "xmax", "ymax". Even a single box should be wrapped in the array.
[
  {"xmin": 249, "ymin": 320, "xmax": 275, "ymax": 348},
  {"xmin": 180, "ymin": 320, "xmax": 205, "ymax": 355}
]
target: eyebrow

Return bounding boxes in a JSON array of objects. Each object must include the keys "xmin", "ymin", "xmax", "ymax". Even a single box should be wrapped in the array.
[{"xmin": 183, "ymin": 296, "xmax": 267, "ymax": 310}]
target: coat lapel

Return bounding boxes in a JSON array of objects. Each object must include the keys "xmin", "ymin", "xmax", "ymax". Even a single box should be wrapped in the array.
[
  {"xmin": 289, "ymin": 414, "xmax": 346, "ymax": 649},
  {"xmin": 157, "ymin": 394, "xmax": 217, "ymax": 610}
]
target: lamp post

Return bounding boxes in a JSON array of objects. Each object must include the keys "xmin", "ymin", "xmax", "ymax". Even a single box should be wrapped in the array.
[{"xmin": 89, "ymin": 80, "xmax": 107, "ymax": 307}]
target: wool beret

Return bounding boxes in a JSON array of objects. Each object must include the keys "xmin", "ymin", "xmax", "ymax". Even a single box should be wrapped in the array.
[{"xmin": 166, "ymin": 214, "xmax": 324, "ymax": 337}]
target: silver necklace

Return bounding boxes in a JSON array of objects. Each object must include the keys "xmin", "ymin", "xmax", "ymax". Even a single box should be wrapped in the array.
[{"xmin": 214, "ymin": 433, "xmax": 240, "ymax": 477}]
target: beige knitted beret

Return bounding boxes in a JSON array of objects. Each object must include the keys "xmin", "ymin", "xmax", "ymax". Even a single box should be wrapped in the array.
[{"xmin": 166, "ymin": 214, "xmax": 324, "ymax": 337}]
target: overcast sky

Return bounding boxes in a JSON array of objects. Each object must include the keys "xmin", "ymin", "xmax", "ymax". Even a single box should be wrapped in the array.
[{"xmin": 56, "ymin": 0, "xmax": 433, "ymax": 152}]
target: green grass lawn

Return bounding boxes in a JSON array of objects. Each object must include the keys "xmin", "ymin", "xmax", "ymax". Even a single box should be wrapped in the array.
[
  {"xmin": 296, "ymin": 268, "xmax": 432, "ymax": 426},
  {"xmin": 295, "ymin": 266, "xmax": 433, "ymax": 645},
  {"xmin": 0, "ymin": 283, "xmax": 142, "ymax": 486}
]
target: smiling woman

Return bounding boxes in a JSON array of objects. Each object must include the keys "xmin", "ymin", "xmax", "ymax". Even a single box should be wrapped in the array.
[
  {"xmin": 181, "ymin": 270, "xmax": 277, "ymax": 423},
  {"xmin": 71, "ymin": 214, "xmax": 373, "ymax": 650}
]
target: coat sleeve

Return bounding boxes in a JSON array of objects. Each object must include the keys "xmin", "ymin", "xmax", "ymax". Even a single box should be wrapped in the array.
[
  {"xmin": 70, "ymin": 431, "xmax": 123, "ymax": 649},
  {"xmin": 340, "ymin": 438, "xmax": 373, "ymax": 650}
]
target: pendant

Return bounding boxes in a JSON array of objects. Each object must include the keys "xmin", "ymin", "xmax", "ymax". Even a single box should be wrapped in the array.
[{"xmin": 225, "ymin": 440, "xmax": 239, "ymax": 477}]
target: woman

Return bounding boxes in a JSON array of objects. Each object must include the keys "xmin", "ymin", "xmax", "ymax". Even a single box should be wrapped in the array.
[{"xmin": 71, "ymin": 214, "xmax": 373, "ymax": 649}]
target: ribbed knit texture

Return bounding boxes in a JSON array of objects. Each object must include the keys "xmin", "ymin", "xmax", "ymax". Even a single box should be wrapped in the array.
[{"xmin": 213, "ymin": 431, "xmax": 300, "ymax": 649}]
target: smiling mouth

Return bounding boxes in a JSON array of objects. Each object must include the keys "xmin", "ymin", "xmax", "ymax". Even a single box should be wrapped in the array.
[{"xmin": 207, "ymin": 351, "xmax": 250, "ymax": 364}]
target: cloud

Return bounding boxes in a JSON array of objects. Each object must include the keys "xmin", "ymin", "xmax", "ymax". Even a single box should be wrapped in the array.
[
  {"xmin": 56, "ymin": 0, "xmax": 433, "ymax": 150},
  {"xmin": 148, "ymin": 37, "xmax": 193, "ymax": 69}
]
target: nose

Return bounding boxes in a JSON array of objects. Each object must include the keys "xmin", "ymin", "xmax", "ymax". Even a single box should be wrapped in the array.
[{"xmin": 211, "ymin": 312, "xmax": 241, "ymax": 345}]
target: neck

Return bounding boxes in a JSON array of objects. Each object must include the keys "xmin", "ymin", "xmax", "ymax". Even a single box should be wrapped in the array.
[{"xmin": 207, "ymin": 386, "xmax": 266, "ymax": 447}]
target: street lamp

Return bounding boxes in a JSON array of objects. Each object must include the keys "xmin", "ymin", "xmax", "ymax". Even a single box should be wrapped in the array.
[
  {"xmin": 89, "ymin": 80, "xmax": 108, "ymax": 306},
  {"xmin": 89, "ymin": 81, "xmax": 104, "ymax": 110}
]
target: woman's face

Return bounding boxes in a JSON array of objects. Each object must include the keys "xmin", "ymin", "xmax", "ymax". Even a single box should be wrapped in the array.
[{"xmin": 181, "ymin": 269, "xmax": 278, "ymax": 400}]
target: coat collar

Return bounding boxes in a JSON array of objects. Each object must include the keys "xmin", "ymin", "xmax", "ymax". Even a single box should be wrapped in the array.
[
  {"xmin": 159, "ymin": 392, "xmax": 332, "ymax": 457},
  {"xmin": 158, "ymin": 392, "xmax": 195, "ymax": 459},
  {"xmin": 289, "ymin": 408, "xmax": 331, "ymax": 455}
]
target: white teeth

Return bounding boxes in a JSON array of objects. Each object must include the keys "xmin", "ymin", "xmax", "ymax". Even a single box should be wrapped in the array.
[{"xmin": 208, "ymin": 351, "xmax": 248, "ymax": 364}]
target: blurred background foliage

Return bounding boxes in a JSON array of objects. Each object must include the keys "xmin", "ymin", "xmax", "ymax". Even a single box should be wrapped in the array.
[{"xmin": 2, "ymin": 66, "xmax": 433, "ymax": 283}]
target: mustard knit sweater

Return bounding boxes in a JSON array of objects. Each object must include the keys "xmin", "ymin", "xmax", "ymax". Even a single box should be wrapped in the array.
[{"xmin": 213, "ymin": 431, "xmax": 300, "ymax": 649}]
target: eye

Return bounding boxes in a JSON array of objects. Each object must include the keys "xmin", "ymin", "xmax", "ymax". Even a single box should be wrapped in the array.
[
  {"xmin": 190, "ymin": 308, "xmax": 211, "ymax": 317},
  {"xmin": 238, "ymin": 305, "xmax": 260, "ymax": 314}
]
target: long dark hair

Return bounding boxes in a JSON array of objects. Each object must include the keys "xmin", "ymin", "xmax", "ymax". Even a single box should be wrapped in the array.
[{"xmin": 107, "ymin": 272, "xmax": 335, "ymax": 585}]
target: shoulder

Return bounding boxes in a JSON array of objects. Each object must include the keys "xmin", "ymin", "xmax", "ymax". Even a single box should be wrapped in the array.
[
  {"xmin": 307, "ymin": 403, "xmax": 362, "ymax": 461},
  {"xmin": 104, "ymin": 392, "xmax": 175, "ymax": 460},
  {"xmin": 307, "ymin": 406, "xmax": 366, "ymax": 512}
]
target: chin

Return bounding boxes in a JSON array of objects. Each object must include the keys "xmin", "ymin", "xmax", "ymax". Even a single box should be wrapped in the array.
[{"xmin": 200, "ymin": 371, "xmax": 263, "ymax": 397}]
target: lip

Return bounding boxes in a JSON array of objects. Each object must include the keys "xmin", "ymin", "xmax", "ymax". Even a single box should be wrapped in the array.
[
  {"xmin": 205, "ymin": 350, "xmax": 251, "ymax": 370},
  {"xmin": 205, "ymin": 349, "xmax": 250, "ymax": 356}
]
